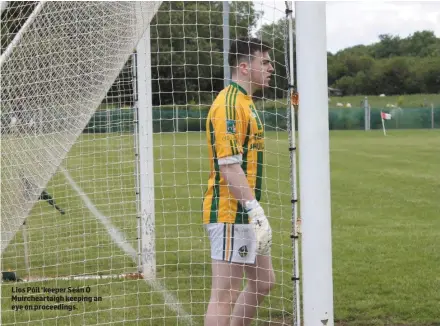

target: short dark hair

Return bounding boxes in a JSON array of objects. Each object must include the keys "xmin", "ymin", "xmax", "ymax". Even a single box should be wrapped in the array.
[{"xmin": 228, "ymin": 37, "xmax": 271, "ymax": 68}]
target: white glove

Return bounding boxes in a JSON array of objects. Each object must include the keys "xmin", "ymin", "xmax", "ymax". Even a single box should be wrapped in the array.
[{"xmin": 245, "ymin": 200, "xmax": 272, "ymax": 255}]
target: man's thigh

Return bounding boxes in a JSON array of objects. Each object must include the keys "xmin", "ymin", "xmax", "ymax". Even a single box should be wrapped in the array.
[
  {"xmin": 244, "ymin": 255, "xmax": 275, "ymax": 284},
  {"xmin": 210, "ymin": 259, "xmax": 244, "ymax": 292}
]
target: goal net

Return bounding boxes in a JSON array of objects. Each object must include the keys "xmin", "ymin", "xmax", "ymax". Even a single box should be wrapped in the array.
[{"xmin": 1, "ymin": 1, "xmax": 298, "ymax": 325}]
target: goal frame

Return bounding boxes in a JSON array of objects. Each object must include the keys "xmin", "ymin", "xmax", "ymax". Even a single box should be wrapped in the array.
[{"xmin": 1, "ymin": 1, "xmax": 334, "ymax": 325}]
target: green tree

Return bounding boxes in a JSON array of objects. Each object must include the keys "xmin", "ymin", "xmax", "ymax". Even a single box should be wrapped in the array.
[
  {"xmin": 334, "ymin": 75, "xmax": 356, "ymax": 95},
  {"xmin": 150, "ymin": 1, "xmax": 259, "ymax": 105},
  {"xmin": 401, "ymin": 31, "xmax": 438, "ymax": 57},
  {"xmin": 353, "ymin": 71, "xmax": 369, "ymax": 95},
  {"xmin": 328, "ymin": 30, "xmax": 440, "ymax": 95},
  {"xmin": 328, "ymin": 57, "xmax": 349, "ymax": 86},
  {"xmin": 414, "ymin": 57, "xmax": 440, "ymax": 93},
  {"xmin": 373, "ymin": 34, "xmax": 402, "ymax": 58},
  {"xmin": 376, "ymin": 57, "xmax": 414, "ymax": 94},
  {"xmin": 256, "ymin": 17, "xmax": 291, "ymax": 99},
  {"xmin": 335, "ymin": 44, "xmax": 370, "ymax": 57}
]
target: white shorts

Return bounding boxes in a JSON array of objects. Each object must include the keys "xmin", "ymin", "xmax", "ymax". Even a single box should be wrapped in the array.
[{"xmin": 205, "ymin": 223, "xmax": 257, "ymax": 264}]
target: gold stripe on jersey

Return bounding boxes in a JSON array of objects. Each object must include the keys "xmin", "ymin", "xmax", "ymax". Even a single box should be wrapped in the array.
[
  {"xmin": 208, "ymin": 119, "xmax": 220, "ymax": 224},
  {"xmin": 234, "ymin": 122, "xmax": 251, "ymax": 224}
]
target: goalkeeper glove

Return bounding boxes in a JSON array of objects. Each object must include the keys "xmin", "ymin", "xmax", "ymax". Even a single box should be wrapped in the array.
[{"xmin": 245, "ymin": 199, "xmax": 272, "ymax": 255}]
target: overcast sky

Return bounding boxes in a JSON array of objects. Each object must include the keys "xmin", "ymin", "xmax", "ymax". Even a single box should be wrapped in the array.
[{"xmin": 255, "ymin": 1, "xmax": 440, "ymax": 53}]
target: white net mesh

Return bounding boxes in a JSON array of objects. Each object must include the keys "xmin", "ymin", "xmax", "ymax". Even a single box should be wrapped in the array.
[
  {"xmin": 1, "ymin": 1, "xmax": 160, "ymax": 252},
  {"xmin": 1, "ymin": 1, "xmax": 297, "ymax": 325}
]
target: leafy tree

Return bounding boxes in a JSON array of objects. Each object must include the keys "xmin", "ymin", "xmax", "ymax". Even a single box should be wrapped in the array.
[
  {"xmin": 373, "ymin": 34, "xmax": 402, "ymax": 58},
  {"xmin": 328, "ymin": 30, "xmax": 440, "ymax": 95},
  {"xmin": 256, "ymin": 17, "xmax": 291, "ymax": 99},
  {"xmin": 414, "ymin": 57, "xmax": 440, "ymax": 93},
  {"xmin": 400, "ymin": 31, "xmax": 438, "ymax": 57},
  {"xmin": 150, "ymin": 1, "xmax": 260, "ymax": 105},
  {"xmin": 328, "ymin": 57, "xmax": 349, "ymax": 86},
  {"xmin": 2, "ymin": 2, "xmax": 438, "ymax": 103},
  {"xmin": 334, "ymin": 75, "xmax": 356, "ymax": 95},
  {"xmin": 381, "ymin": 57, "xmax": 414, "ymax": 94}
]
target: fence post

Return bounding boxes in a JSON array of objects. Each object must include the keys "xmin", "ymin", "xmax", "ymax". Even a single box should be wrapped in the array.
[{"xmin": 363, "ymin": 96, "xmax": 370, "ymax": 131}]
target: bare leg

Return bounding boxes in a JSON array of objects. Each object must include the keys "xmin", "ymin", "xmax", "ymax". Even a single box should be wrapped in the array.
[
  {"xmin": 205, "ymin": 260, "xmax": 244, "ymax": 326},
  {"xmin": 230, "ymin": 255, "xmax": 275, "ymax": 326}
]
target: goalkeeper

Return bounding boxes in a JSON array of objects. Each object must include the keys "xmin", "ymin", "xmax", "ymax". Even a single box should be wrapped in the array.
[{"xmin": 203, "ymin": 37, "xmax": 275, "ymax": 326}]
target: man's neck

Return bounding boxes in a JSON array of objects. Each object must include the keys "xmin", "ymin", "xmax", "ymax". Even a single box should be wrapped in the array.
[{"xmin": 230, "ymin": 77, "xmax": 252, "ymax": 95}]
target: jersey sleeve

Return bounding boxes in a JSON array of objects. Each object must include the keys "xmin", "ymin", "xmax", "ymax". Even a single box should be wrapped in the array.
[{"xmin": 209, "ymin": 104, "xmax": 244, "ymax": 159}]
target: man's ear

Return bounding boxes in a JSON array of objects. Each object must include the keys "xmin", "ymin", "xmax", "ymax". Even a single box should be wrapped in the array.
[{"xmin": 238, "ymin": 61, "xmax": 249, "ymax": 75}]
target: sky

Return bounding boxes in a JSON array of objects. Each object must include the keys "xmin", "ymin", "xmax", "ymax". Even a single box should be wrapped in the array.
[{"xmin": 255, "ymin": 1, "xmax": 440, "ymax": 53}]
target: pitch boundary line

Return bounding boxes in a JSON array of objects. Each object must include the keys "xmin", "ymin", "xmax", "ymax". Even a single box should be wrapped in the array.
[{"xmin": 60, "ymin": 167, "xmax": 193, "ymax": 325}]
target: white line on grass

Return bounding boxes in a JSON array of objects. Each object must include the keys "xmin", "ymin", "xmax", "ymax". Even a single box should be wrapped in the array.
[{"xmin": 60, "ymin": 167, "xmax": 194, "ymax": 325}]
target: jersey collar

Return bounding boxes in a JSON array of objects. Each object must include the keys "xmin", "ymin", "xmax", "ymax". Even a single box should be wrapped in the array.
[{"xmin": 230, "ymin": 81, "xmax": 248, "ymax": 95}]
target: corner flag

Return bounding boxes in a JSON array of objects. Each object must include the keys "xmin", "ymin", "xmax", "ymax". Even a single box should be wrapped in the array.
[{"xmin": 380, "ymin": 111, "xmax": 392, "ymax": 136}]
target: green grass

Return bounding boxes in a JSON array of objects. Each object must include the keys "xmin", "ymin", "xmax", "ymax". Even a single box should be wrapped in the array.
[
  {"xmin": 1, "ymin": 130, "xmax": 439, "ymax": 325},
  {"xmin": 330, "ymin": 130, "xmax": 440, "ymax": 325}
]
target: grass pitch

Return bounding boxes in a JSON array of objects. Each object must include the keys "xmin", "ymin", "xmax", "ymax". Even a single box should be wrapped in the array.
[{"xmin": 1, "ymin": 129, "xmax": 439, "ymax": 325}]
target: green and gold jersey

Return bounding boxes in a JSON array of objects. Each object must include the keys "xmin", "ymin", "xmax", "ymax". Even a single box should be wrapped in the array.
[{"xmin": 203, "ymin": 82, "xmax": 264, "ymax": 224}]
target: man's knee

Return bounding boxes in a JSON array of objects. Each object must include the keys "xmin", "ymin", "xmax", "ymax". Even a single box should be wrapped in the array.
[
  {"xmin": 211, "ymin": 287, "xmax": 241, "ymax": 304},
  {"xmin": 260, "ymin": 274, "xmax": 276, "ymax": 295},
  {"xmin": 250, "ymin": 271, "xmax": 275, "ymax": 296}
]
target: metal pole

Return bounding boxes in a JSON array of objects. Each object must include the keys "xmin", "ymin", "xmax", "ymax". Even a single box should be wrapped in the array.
[
  {"xmin": 22, "ymin": 220, "xmax": 31, "ymax": 277},
  {"xmin": 223, "ymin": 1, "xmax": 230, "ymax": 87},
  {"xmin": 106, "ymin": 109, "xmax": 111, "ymax": 133},
  {"xmin": 136, "ymin": 22, "xmax": 156, "ymax": 279},
  {"xmin": 364, "ymin": 96, "xmax": 370, "ymax": 131},
  {"xmin": 132, "ymin": 52, "xmax": 143, "ymax": 273},
  {"xmin": 296, "ymin": 2, "xmax": 334, "ymax": 325},
  {"xmin": 368, "ymin": 105, "xmax": 371, "ymax": 130},
  {"xmin": 285, "ymin": 1, "xmax": 301, "ymax": 325},
  {"xmin": 175, "ymin": 106, "xmax": 179, "ymax": 132},
  {"xmin": 0, "ymin": 1, "xmax": 46, "ymax": 67},
  {"xmin": 1, "ymin": 1, "xmax": 9, "ymax": 16}
]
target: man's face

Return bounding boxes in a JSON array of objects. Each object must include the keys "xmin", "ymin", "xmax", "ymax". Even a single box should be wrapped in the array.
[{"xmin": 249, "ymin": 51, "xmax": 274, "ymax": 90}]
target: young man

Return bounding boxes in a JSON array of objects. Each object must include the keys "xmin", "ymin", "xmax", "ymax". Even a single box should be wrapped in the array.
[{"xmin": 203, "ymin": 38, "xmax": 275, "ymax": 326}]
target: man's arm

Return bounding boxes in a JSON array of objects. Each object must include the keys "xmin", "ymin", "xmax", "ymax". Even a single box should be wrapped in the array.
[
  {"xmin": 208, "ymin": 107, "xmax": 258, "ymax": 211},
  {"xmin": 220, "ymin": 161, "xmax": 272, "ymax": 255},
  {"xmin": 219, "ymin": 163, "xmax": 254, "ymax": 207},
  {"xmin": 209, "ymin": 106, "xmax": 271, "ymax": 254}
]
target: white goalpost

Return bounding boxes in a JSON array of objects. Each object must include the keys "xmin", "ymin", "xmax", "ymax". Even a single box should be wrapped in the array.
[
  {"xmin": 1, "ymin": 1, "xmax": 333, "ymax": 325},
  {"xmin": 136, "ymin": 23, "xmax": 157, "ymax": 280},
  {"xmin": 296, "ymin": 2, "xmax": 334, "ymax": 326}
]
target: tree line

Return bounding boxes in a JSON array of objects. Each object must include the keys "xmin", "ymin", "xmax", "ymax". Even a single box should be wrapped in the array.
[
  {"xmin": 328, "ymin": 31, "xmax": 440, "ymax": 95},
  {"xmin": 114, "ymin": 3, "xmax": 440, "ymax": 104},
  {"xmin": 2, "ymin": 1, "xmax": 438, "ymax": 107}
]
